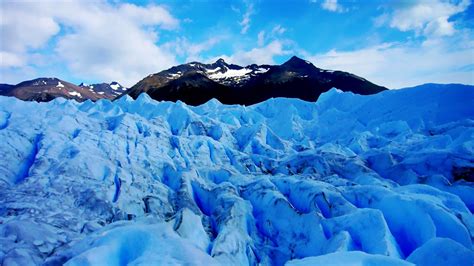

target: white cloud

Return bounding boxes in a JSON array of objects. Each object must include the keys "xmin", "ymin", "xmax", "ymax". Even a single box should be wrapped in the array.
[
  {"xmin": 354, "ymin": 0, "xmax": 473, "ymax": 88},
  {"xmin": 0, "ymin": 2, "xmax": 61, "ymax": 69},
  {"xmin": 0, "ymin": 52, "xmax": 26, "ymax": 68},
  {"xmin": 239, "ymin": 3, "xmax": 254, "ymax": 34},
  {"xmin": 321, "ymin": 0, "xmax": 345, "ymax": 13},
  {"xmin": 164, "ymin": 36, "xmax": 225, "ymax": 62},
  {"xmin": 216, "ymin": 40, "xmax": 292, "ymax": 66},
  {"xmin": 256, "ymin": 25, "xmax": 286, "ymax": 47},
  {"xmin": 306, "ymin": 37, "xmax": 474, "ymax": 88},
  {"xmin": 379, "ymin": 0, "xmax": 471, "ymax": 37},
  {"xmin": 257, "ymin": 31, "xmax": 265, "ymax": 46},
  {"xmin": 0, "ymin": 3, "xmax": 60, "ymax": 54},
  {"xmin": 216, "ymin": 21, "xmax": 292, "ymax": 66},
  {"xmin": 0, "ymin": 1, "xmax": 180, "ymax": 87},
  {"xmin": 373, "ymin": 13, "xmax": 390, "ymax": 27},
  {"xmin": 271, "ymin": 25, "xmax": 287, "ymax": 35},
  {"xmin": 118, "ymin": 3, "xmax": 179, "ymax": 29}
]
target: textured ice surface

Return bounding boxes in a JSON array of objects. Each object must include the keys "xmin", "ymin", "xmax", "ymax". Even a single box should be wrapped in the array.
[{"xmin": 0, "ymin": 84, "xmax": 473, "ymax": 265}]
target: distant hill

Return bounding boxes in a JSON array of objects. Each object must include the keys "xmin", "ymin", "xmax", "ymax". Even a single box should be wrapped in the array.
[{"xmin": 0, "ymin": 78, "xmax": 126, "ymax": 102}]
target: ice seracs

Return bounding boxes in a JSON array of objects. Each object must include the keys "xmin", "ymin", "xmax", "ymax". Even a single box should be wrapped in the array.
[{"xmin": 0, "ymin": 84, "xmax": 472, "ymax": 265}]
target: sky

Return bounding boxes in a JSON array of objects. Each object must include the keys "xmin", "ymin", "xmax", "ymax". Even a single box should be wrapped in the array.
[{"xmin": 1, "ymin": 0, "xmax": 473, "ymax": 88}]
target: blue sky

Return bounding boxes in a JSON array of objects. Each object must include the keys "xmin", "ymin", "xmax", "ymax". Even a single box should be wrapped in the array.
[{"xmin": 1, "ymin": 0, "xmax": 473, "ymax": 88}]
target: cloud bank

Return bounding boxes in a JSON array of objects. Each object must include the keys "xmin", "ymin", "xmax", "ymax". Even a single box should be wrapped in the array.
[
  {"xmin": 1, "ymin": 1, "xmax": 179, "ymax": 86},
  {"xmin": 0, "ymin": 0, "xmax": 472, "ymax": 89}
]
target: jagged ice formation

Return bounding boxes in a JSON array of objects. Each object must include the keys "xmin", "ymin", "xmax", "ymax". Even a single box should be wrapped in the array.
[{"xmin": 0, "ymin": 84, "xmax": 473, "ymax": 265}]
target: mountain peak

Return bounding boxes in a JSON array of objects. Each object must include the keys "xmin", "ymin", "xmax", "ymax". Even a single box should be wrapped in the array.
[
  {"xmin": 216, "ymin": 58, "xmax": 226, "ymax": 64},
  {"xmin": 214, "ymin": 58, "xmax": 230, "ymax": 68},
  {"xmin": 123, "ymin": 55, "xmax": 386, "ymax": 105},
  {"xmin": 283, "ymin": 56, "xmax": 312, "ymax": 66},
  {"xmin": 33, "ymin": 77, "xmax": 59, "ymax": 82}
]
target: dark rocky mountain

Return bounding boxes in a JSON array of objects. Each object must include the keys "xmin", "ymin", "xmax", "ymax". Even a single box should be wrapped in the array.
[
  {"xmin": 0, "ymin": 78, "xmax": 123, "ymax": 102},
  {"xmin": 123, "ymin": 56, "xmax": 387, "ymax": 105},
  {"xmin": 0, "ymin": 84, "xmax": 15, "ymax": 94},
  {"xmin": 1, "ymin": 57, "xmax": 386, "ymax": 104}
]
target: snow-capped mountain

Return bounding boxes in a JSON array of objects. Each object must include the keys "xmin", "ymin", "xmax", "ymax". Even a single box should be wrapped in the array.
[
  {"xmin": 0, "ymin": 84, "xmax": 473, "ymax": 265},
  {"xmin": 124, "ymin": 56, "xmax": 387, "ymax": 105},
  {"xmin": 2, "ymin": 57, "xmax": 385, "ymax": 105},
  {"xmin": 78, "ymin": 81, "xmax": 127, "ymax": 98},
  {"xmin": 189, "ymin": 58, "xmax": 272, "ymax": 86},
  {"xmin": 0, "ymin": 78, "xmax": 118, "ymax": 102}
]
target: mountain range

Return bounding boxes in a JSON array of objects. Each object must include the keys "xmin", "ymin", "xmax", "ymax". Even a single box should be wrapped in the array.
[
  {"xmin": 125, "ymin": 56, "xmax": 387, "ymax": 105},
  {"xmin": 0, "ymin": 56, "xmax": 386, "ymax": 105},
  {"xmin": 0, "ymin": 78, "xmax": 126, "ymax": 102}
]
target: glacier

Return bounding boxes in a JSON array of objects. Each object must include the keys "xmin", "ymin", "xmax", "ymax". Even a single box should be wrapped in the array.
[{"xmin": 0, "ymin": 83, "xmax": 473, "ymax": 265}]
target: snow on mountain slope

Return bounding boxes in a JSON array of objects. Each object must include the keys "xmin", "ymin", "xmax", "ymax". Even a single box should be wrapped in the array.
[
  {"xmin": 208, "ymin": 67, "xmax": 253, "ymax": 80},
  {"xmin": 0, "ymin": 78, "xmax": 109, "ymax": 102},
  {"xmin": 79, "ymin": 81, "xmax": 126, "ymax": 99},
  {"xmin": 0, "ymin": 84, "xmax": 473, "ymax": 265},
  {"xmin": 125, "ymin": 56, "xmax": 387, "ymax": 106}
]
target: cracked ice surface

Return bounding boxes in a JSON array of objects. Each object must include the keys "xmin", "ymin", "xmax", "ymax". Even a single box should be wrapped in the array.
[{"xmin": 0, "ymin": 84, "xmax": 473, "ymax": 265}]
